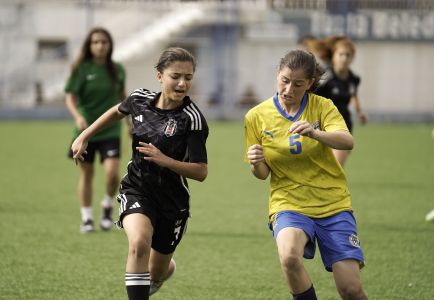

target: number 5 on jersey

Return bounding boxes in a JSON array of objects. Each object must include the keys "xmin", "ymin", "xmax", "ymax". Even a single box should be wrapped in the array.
[{"xmin": 289, "ymin": 134, "xmax": 302, "ymax": 154}]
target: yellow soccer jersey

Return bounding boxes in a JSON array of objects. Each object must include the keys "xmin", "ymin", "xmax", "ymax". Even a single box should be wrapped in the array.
[{"xmin": 244, "ymin": 93, "xmax": 352, "ymax": 219}]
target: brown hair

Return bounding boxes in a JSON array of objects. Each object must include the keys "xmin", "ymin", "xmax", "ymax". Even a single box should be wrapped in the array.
[
  {"xmin": 333, "ymin": 38, "xmax": 356, "ymax": 56},
  {"xmin": 323, "ymin": 35, "xmax": 356, "ymax": 61},
  {"xmin": 279, "ymin": 49, "xmax": 324, "ymax": 92},
  {"xmin": 69, "ymin": 27, "xmax": 118, "ymax": 87},
  {"xmin": 304, "ymin": 38, "xmax": 331, "ymax": 64},
  {"xmin": 155, "ymin": 47, "xmax": 196, "ymax": 73}
]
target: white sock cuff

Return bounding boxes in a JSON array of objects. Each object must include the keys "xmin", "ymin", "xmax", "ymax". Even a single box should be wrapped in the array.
[
  {"xmin": 80, "ymin": 207, "xmax": 93, "ymax": 222},
  {"xmin": 125, "ymin": 272, "xmax": 150, "ymax": 286},
  {"xmin": 101, "ymin": 194, "xmax": 113, "ymax": 207}
]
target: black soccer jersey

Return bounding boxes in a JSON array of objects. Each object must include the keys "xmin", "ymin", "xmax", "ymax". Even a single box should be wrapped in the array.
[
  {"xmin": 118, "ymin": 88, "xmax": 208, "ymax": 219},
  {"xmin": 315, "ymin": 69, "xmax": 360, "ymax": 131}
]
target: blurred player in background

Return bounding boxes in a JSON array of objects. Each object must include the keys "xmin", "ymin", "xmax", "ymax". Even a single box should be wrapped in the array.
[
  {"xmin": 71, "ymin": 47, "xmax": 208, "ymax": 300},
  {"xmin": 315, "ymin": 36, "xmax": 368, "ymax": 167},
  {"xmin": 301, "ymin": 37, "xmax": 330, "ymax": 71},
  {"xmin": 245, "ymin": 50, "xmax": 367, "ymax": 300},
  {"xmin": 65, "ymin": 27, "xmax": 126, "ymax": 233}
]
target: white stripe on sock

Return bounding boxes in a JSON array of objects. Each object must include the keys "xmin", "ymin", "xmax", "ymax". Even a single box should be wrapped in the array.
[
  {"xmin": 125, "ymin": 280, "xmax": 151, "ymax": 286},
  {"xmin": 125, "ymin": 272, "xmax": 150, "ymax": 286}
]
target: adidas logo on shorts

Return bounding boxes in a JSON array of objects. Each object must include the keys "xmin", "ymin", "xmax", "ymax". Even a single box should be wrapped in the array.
[{"xmin": 129, "ymin": 202, "xmax": 141, "ymax": 209}]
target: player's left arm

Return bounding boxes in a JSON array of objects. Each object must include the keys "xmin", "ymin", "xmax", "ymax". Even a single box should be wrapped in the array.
[
  {"xmin": 118, "ymin": 91, "xmax": 133, "ymax": 137},
  {"xmin": 289, "ymin": 121, "xmax": 353, "ymax": 150},
  {"xmin": 136, "ymin": 142, "xmax": 207, "ymax": 182},
  {"xmin": 351, "ymin": 95, "xmax": 368, "ymax": 124},
  {"xmin": 72, "ymin": 103, "xmax": 126, "ymax": 163},
  {"xmin": 289, "ymin": 98, "xmax": 353, "ymax": 150}
]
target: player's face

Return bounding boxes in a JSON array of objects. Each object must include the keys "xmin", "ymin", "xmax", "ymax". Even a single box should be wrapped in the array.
[
  {"xmin": 277, "ymin": 67, "xmax": 313, "ymax": 109},
  {"xmin": 332, "ymin": 46, "xmax": 353, "ymax": 72},
  {"xmin": 90, "ymin": 32, "xmax": 111, "ymax": 61},
  {"xmin": 158, "ymin": 61, "xmax": 194, "ymax": 104}
]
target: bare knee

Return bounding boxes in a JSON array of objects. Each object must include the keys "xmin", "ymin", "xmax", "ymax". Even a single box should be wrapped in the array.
[
  {"xmin": 104, "ymin": 159, "xmax": 119, "ymax": 187},
  {"xmin": 280, "ymin": 253, "xmax": 304, "ymax": 274},
  {"xmin": 338, "ymin": 284, "xmax": 367, "ymax": 300},
  {"xmin": 107, "ymin": 173, "xmax": 119, "ymax": 188},
  {"xmin": 128, "ymin": 236, "xmax": 151, "ymax": 260},
  {"xmin": 149, "ymin": 257, "xmax": 173, "ymax": 281},
  {"xmin": 80, "ymin": 165, "xmax": 94, "ymax": 180}
]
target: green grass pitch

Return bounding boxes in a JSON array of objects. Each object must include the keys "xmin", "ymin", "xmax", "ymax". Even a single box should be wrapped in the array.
[{"xmin": 0, "ymin": 121, "xmax": 433, "ymax": 299}]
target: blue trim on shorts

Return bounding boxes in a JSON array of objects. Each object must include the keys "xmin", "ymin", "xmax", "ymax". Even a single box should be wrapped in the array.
[{"xmin": 270, "ymin": 210, "xmax": 365, "ymax": 272}]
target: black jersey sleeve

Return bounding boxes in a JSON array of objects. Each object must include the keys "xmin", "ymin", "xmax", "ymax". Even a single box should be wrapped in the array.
[
  {"xmin": 353, "ymin": 75, "xmax": 361, "ymax": 95},
  {"xmin": 119, "ymin": 88, "xmax": 157, "ymax": 116},
  {"xmin": 186, "ymin": 113, "xmax": 208, "ymax": 164},
  {"xmin": 118, "ymin": 92, "xmax": 133, "ymax": 115},
  {"xmin": 315, "ymin": 81, "xmax": 332, "ymax": 99}
]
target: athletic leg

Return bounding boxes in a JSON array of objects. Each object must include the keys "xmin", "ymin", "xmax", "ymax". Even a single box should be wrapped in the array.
[
  {"xmin": 149, "ymin": 250, "xmax": 176, "ymax": 296},
  {"xmin": 276, "ymin": 227, "xmax": 316, "ymax": 298},
  {"xmin": 103, "ymin": 157, "xmax": 120, "ymax": 198},
  {"xmin": 315, "ymin": 212, "xmax": 366, "ymax": 299},
  {"xmin": 100, "ymin": 157, "xmax": 120, "ymax": 230},
  {"xmin": 149, "ymin": 250, "xmax": 174, "ymax": 282},
  {"xmin": 147, "ymin": 213, "xmax": 188, "ymax": 296},
  {"xmin": 332, "ymin": 259, "xmax": 367, "ymax": 300},
  {"xmin": 78, "ymin": 162, "xmax": 94, "ymax": 233},
  {"xmin": 123, "ymin": 213, "xmax": 154, "ymax": 300},
  {"xmin": 78, "ymin": 162, "xmax": 94, "ymax": 208}
]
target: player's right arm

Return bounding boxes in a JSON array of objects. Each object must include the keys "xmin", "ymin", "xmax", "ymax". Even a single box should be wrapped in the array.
[
  {"xmin": 71, "ymin": 104, "xmax": 126, "ymax": 163},
  {"xmin": 247, "ymin": 144, "xmax": 270, "ymax": 180},
  {"xmin": 65, "ymin": 93, "xmax": 88, "ymax": 131},
  {"xmin": 244, "ymin": 113, "xmax": 270, "ymax": 180}
]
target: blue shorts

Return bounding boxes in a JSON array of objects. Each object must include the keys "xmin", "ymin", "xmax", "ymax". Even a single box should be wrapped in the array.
[{"xmin": 270, "ymin": 210, "xmax": 365, "ymax": 272}]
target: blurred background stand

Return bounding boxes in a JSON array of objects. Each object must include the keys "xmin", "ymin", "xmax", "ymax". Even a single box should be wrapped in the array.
[{"xmin": 0, "ymin": 0, "xmax": 433, "ymax": 122}]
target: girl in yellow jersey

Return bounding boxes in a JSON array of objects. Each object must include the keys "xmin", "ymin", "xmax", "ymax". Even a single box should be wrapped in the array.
[{"xmin": 244, "ymin": 50, "xmax": 367, "ymax": 300}]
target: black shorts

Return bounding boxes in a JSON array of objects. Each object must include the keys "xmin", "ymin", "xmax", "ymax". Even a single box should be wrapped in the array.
[
  {"xmin": 116, "ymin": 193, "xmax": 189, "ymax": 255},
  {"xmin": 68, "ymin": 138, "xmax": 121, "ymax": 163}
]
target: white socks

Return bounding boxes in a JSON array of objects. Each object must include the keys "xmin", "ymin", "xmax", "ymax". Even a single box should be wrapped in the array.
[
  {"xmin": 101, "ymin": 194, "xmax": 113, "ymax": 208},
  {"xmin": 80, "ymin": 206, "xmax": 93, "ymax": 222},
  {"xmin": 81, "ymin": 195, "xmax": 112, "ymax": 222}
]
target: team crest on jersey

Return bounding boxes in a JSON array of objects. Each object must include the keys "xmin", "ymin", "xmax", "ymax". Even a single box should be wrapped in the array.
[
  {"xmin": 312, "ymin": 120, "xmax": 320, "ymax": 130},
  {"xmin": 348, "ymin": 234, "xmax": 361, "ymax": 248},
  {"xmin": 164, "ymin": 118, "xmax": 177, "ymax": 137},
  {"xmin": 332, "ymin": 86, "xmax": 340, "ymax": 95}
]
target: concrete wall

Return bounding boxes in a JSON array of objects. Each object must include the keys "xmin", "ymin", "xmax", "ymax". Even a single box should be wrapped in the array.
[
  {"xmin": 354, "ymin": 42, "xmax": 434, "ymax": 118},
  {"xmin": 1, "ymin": 0, "xmax": 433, "ymax": 121}
]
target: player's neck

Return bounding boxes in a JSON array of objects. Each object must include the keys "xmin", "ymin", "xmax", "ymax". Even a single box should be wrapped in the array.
[
  {"xmin": 92, "ymin": 57, "xmax": 106, "ymax": 65},
  {"xmin": 155, "ymin": 96, "xmax": 182, "ymax": 110},
  {"xmin": 278, "ymin": 99, "xmax": 300, "ymax": 116},
  {"xmin": 334, "ymin": 67, "xmax": 349, "ymax": 80}
]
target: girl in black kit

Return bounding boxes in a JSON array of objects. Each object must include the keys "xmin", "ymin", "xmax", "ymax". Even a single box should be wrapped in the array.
[
  {"xmin": 315, "ymin": 37, "xmax": 367, "ymax": 167},
  {"xmin": 71, "ymin": 47, "xmax": 208, "ymax": 300}
]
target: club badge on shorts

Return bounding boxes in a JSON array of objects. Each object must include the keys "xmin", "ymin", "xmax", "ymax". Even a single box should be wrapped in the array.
[
  {"xmin": 349, "ymin": 234, "xmax": 361, "ymax": 248},
  {"xmin": 164, "ymin": 119, "xmax": 177, "ymax": 137}
]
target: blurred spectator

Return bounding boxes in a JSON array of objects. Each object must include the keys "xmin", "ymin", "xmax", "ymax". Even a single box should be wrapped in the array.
[
  {"xmin": 64, "ymin": 27, "xmax": 126, "ymax": 233},
  {"xmin": 315, "ymin": 36, "xmax": 367, "ymax": 167}
]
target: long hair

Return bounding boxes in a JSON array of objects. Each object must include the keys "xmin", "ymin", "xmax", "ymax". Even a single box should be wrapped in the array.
[{"xmin": 69, "ymin": 27, "xmax": 118, "ymax": 87}]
